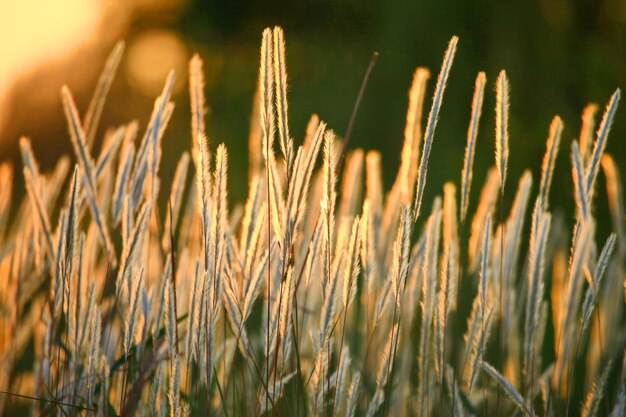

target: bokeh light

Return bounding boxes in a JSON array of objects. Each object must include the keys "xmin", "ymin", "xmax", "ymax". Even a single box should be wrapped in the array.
[{"xmin": 126, "ymin": 30, "xmax": 188, "ymax": 97}]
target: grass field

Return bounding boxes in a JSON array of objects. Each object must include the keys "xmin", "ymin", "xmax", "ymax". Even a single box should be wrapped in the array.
[{"xmin": 0, "ymin": 26, "xmax": 624, "ymax": 417}]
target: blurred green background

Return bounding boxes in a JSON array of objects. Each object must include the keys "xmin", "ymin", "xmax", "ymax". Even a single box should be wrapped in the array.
[{"xmin": 1, "ymin": 0, "xmax": 625, "ymax": 231}]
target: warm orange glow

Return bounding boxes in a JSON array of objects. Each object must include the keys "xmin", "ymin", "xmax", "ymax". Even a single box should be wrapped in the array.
[
  {"xmin": 126, "ymin": 30, "xmax": 188, "ymax": 97},
  {"xmin": 0, "ymin": 0, "xmax": 102, "ymax": 132}
]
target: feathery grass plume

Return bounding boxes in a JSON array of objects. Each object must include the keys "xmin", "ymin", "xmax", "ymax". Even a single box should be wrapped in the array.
[
  {"xmin": 579, "ymin": 104, "xmax": 599, "ymax": 165},
  {"xmin": 311, "ymin": 340, "xmax": 329, "ymax": 412},
  {"xmin": 276, "ymin": 262, "xmax": 295, "ymax": 361},
  {"xmin": 602, "ymin": 155, "xmax": 625, "ymax": 253},
  {"xmin": 149, "ymin": 71, "xmax": 175, "ymax": 188},
  {"xmin": 462, "ymin": 302, "xmax": 480, "ymax": 393},
  {"xmin": 189, "ymin": 53, "xmax": 206, "ymax": 138},
  {"xmin": 468, "ymin": 168, "xmax": 500, "ymax": 271},
  {"xmin": 130, "ymin": 71, "xmax": 175, "ymax": 211},
  {"xmin": 318, "ymin": 252, "xmax": 341, "ymax": 348},
  {"xmin": 483, "ymin": 361, "xmax": 535, "ymax": 417},
  {"xmin": 345, "ymin": 371, "xmax": 361, "ymax": 417},
  {"xmin": 151, "ymin": 363, "xmax": 166, "ymax": 416},
  {"xmin": 585, "ymin": 89, "xmax": 620, "ymax": 201},
  {"xmin": 581, "ymin": 234, "xmax": 616, "ymax": 334},
  {"xmin": 282, "ymin": 121, "xmax": 325, "ymax": 276},
  {"xmin": 185, "ymin": 261, "xmax": 201, "ymax": 361},
  {"xmin": 267, "ymin": 152, "xmax": 286, "ymax": 245},
  {"xmin": 260, "ymin": 28, "xmax": 275, "ymax": 157},
  {"xmin": 435, "ymin": 184, "xmax": 459, "ymax": 380},
  {"xmin": 223, "ymin": 270, "xmax": 250, "ymax": 356},
  {"xmin": 83, "ymin": 41, "xmax": 125, "ymax": 147},
  {"xmin": 581, "ymin": 359, "xmax": 613, "ymax": 417},
  {"xmin": 78, "ymin": 271, "xmax": 96, "ymax": 353},
  {"xmin": 460, "ymin": 71, "xmax": 487, "ymax": 222},
  {"xmin": 493, "ymin": 170, "xmax": 528, "ymax": 360},
  {"xmin": 322, "ymin": 130, "xmax": 337, "ymax": 289},
  {"xmin": 391, "ymin": 206, "xmax": 413, "ymax": 307},
  {"xmin": 523, "ymin": 211, "xmax": 551, "ymax": 385},
  {"xmin": 243, "ymin": 247, "xmax": 270, "ymax": 321},
  {"xmin": 538, "ymin": 116, "xmax": 563, "ymax": 210},
  {"xmin": 555, "ymin": 218, "xmax": 594, "ymax": 385},
  {"xmin": 124, "ymin": 267, "xmax": 144, "ymax": 358},
  {"xmin": 112, "ymin": 127, "xmax": 136, "ymax": 225},
  {"xmin": 272, "ymin": 26, "xmax": 294, "ymax": 178},
  {"xmin": 418, "ymin": 197, "xmax": 442, "ymax": 406},
  {"xmin": 62, "ymin": 85, "xmax": 117, "ymax": 265},
  {"xmin": 116, "ymin": 201, "xmax": 152, "ymax": 296},
  {"xmin": 62, "ymin": 166, "xmax": 80, "ymax": 286},
  {"xmin": 413, "ymin": 35, "xmax": 458, "ymax": 219},
  {"xmin": 479, "ymin": 214, "xmax": 491, "ymax": 325},
  {"xmin": 342, "ymin": 216, "xmax": 362, "ymax": 308},
  {"xmin": 194, "ymin": 132, "xmax": 212, "ymax": 270},
  {"xmin": 52, "ymin": 211, "xmax": 68, "ymax": 315},
  {"xmin": 211, "ymin": 143, "xmax": 228, "ymax": 278},
  {"xmin": 258, "ymin": 372, "xmax": 296, "ymax": 414},
  {"xmin": 19, "ymin": 137, "xmax": 47, "ymax": 268},
  {"xmin": 372, "ymin": 278, "xmax": 392, "ymax": 333},
  {"xmin": 87, "ymin": 307, "xmax": 101, "ymax": 405},
  {"xmin": 503, "ymin": 172, "xmax": 532, "ymax": 313},
  {"xmin": 169, "ymin": 354, "xmax": 182, "ymax": 417},
  {"xmin": 441, "ymin": 182, "xmax": 459, "ymax": 312},
  {"xmin": 360, "ymin": 200, "xmax": 377, "ymax": 302},
  {"xmin": 197, "ymin": 274, "xmax": 210, "ymax": 384},
  {"xmin": 572, "ymin": 141, "xmax": 589, "ymax": 219},
  {"xmin": 240, "ymin": 176, "xmax": 263, "ymax": 258},
  {"xmin": 398, "ymin": 67, "xmax": 430, "ymax": 204},
  {"xmin": 404, "ymin": 232, "xmax": 427, "ymax": 316},
  {"xmin": 196, "ymin": 145, "xmax": 228, "ymax": 386},
  {"xmin": 465, "ymin": 214, "xmax": 493, "ymax": 392},
  {"xmin": 20, "ymin": 136, "xmax": 45, "ymax": 269},
  {"xmin": 290, "ymin": 121, "xmax": 325, "ymax": 218},
  {"xmin": 495, "ymin": 70, "xmax": 510, "ymax": 191}
]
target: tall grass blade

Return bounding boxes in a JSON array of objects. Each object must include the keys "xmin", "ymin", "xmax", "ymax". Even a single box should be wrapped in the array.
[{"xmin": 413, "ymin": 36, "xmax": 458, "ymax": 219}]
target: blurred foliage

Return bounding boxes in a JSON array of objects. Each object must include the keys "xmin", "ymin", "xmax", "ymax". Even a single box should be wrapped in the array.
[{"xmin": 3, "ymin": 0, "xmax": 626, "ymax": 232}]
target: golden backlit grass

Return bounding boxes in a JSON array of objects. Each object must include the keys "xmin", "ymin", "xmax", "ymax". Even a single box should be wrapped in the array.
[{"xmin": 0, "ymin": 26, "xmax": 624, "ymax": 417}]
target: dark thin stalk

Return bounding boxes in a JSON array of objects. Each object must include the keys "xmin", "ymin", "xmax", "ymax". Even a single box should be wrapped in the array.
[
  {"xmin": 0, "ymin": 389, "xmax": 96, "ymax": 412},
  {"xmin": 335, "ymin": 52, "xmax": 379, "ymax": 177}
]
